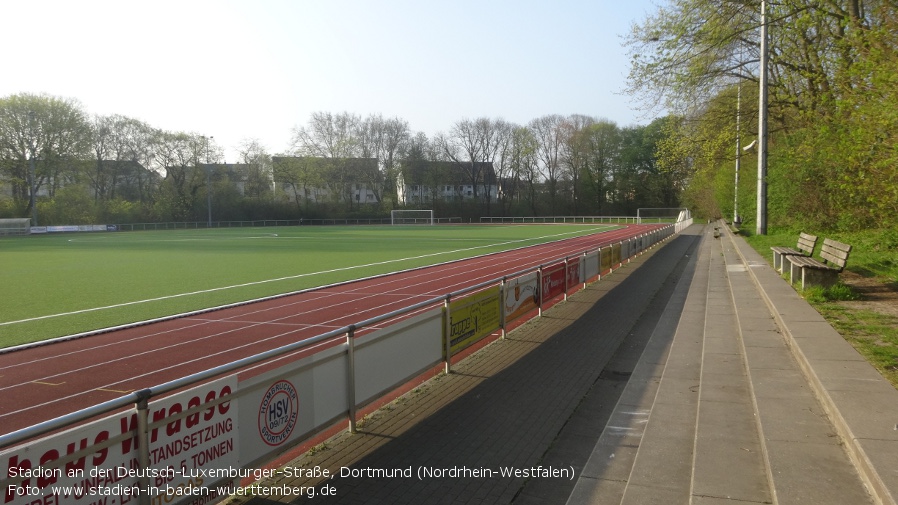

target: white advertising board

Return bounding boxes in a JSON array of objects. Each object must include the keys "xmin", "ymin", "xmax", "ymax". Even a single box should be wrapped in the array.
[
  {"xmin": 353, "ymin": 309, "xmax": 443, "ymax": 404},
  {"xmin": 236, "ymin": 344, "xmax": 348, "ymax": 467},
  {"xmin": 584, "ymin": 251, "xmax": 599, "ymax": 281},
  {"xmin": 2, "ymin": 376, "xmax": 238, "ymax": 505}
]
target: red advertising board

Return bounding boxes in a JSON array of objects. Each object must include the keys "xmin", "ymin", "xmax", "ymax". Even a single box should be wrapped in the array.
[
  {"xmin": 566, "ymin": 257, "xmax": 581, "ymax": 290},
  {"xmin": 541, "ymin": 263, "xmax": 566, "ymax": 302}
]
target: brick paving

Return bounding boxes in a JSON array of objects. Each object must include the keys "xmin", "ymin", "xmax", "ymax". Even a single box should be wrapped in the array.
[{"xmin": 229, "ymin": 230, "xmax": 701, "ymax": 505}]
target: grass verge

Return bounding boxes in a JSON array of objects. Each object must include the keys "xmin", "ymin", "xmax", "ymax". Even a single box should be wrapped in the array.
[{"xmin": 816, "ymin": 305, "xmax": 898, "ymax": 387}]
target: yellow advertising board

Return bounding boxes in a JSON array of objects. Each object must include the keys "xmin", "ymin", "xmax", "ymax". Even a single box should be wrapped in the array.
[
  {"xmin": 600, "ymin": 246, "xmax": 613, "ymax": 273},
  {"xmin": 448, "ymin": 286, "xmax": 501, "ymax": 353}
]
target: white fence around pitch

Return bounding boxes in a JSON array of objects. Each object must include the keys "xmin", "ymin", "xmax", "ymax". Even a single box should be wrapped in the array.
[
  {"xmin": 481, "ymin": 212, "xmax": 693, "ymax": 225},
  {"xmin": 480, "ymin": 216, "xmax": 641, "ymax": 224},
  {"xmin": 0, "ymin": 219, "xmax": 692, "ymax": 505},
  {"xmin": 17, "ymin": 218, "xmax": 469, "ymax": 235},
  {"xmin": 17, "ymin": 215, "xmax": 679, "ymax": 234}
]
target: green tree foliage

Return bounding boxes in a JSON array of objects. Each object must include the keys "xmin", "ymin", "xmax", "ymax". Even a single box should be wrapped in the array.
[
  {"xmin": 0, "ymin": 93, "xmax": 91, "ymax": 214},
  {"xmin": 627, "ymin": 0, "xmax": 898, "ymax": 231},
  {"xmin": 272, "ymin": 156, "xmax": 325, "ymax": 213},
  {"xmin": 39, "ymin": 185, "xmax": 96, "ymax": 224}
]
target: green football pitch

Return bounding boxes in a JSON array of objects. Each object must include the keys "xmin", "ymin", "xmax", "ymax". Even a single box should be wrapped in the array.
[{"xmin": 1, "ymin": 224, "xmax": 621, "ymax": 348}]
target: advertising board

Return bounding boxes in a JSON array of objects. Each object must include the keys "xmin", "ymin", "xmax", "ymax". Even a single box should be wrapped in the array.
[
  {"xmin": 541, "ymin": 263, "xmax": 566, "ymax": 302},
  {"xmin": 566, "ymin": 257, "xmax": 582, "ymax": 289},
  {"xmin": 448, "ymin": 286, "xmax": 501, "ymax": 353},
  {"xmin": 2, "ymin": 377, "xmax": 238, "ymax": 505},
  {"xmin": 504, "ymin": 272, "xmax": 539, "ymax": 323}
]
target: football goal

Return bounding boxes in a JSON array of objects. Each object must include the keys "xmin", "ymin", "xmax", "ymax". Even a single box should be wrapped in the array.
[
  {"xmin": 391, "ymin": 209, "xmax": 434, "ymax": 225},
  {"xmin": 636, "ymin": 208, "xmax": 691, "ymax": 224},
  {"xmin": 0, "ymin": 218, "xmax": 32, "ymax": 236}
]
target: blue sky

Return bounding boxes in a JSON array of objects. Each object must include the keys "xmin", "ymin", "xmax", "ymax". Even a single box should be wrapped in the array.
[{"xmin": 2, "ymin": 0, "xmax": 660, "ymax": 160}]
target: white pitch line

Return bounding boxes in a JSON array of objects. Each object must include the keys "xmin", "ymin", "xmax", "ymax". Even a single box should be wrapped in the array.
[{"xmin": 2, "ymin": 228, "xmax": 606, "ymax": 327}]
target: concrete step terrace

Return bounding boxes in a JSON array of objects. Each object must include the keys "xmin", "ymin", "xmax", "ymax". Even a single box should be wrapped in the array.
[{"xmin": 567, "ymin": 224, "xmax": 876, "ymax": 505}]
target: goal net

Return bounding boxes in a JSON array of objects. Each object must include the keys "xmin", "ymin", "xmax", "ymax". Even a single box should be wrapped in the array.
[
  {"xmin": 0, "ymin": 218, "xmax": 32, "ymax": 236},
  {"xmin": 391, "ymin": 209, "xmax": 434, "ymax": 225},
  {"xmin": 636, "ymin": 208, "xmax": 691, "ymax": 224}
]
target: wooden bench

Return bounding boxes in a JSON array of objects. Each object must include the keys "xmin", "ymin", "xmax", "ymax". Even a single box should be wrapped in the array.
[
  {"xmin": 771, "ymin": 232, "xmax": 817, "ymax": 272},
  {"xmin": 786, "ymin": 238, "xmax": 852, "ymax": 290}
]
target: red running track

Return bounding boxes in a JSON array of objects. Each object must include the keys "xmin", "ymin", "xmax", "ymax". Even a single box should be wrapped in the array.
[{"xmin": 0, "ymin": 224, "xmax": 665, "ymax": 436}]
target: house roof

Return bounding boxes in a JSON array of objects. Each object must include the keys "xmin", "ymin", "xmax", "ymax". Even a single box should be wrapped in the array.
[
  {"xmin": 96, "ymin": 160, "xmax": 161, "ymax": 180},
  {"xmin": 272, "ymin": 156, "xmax": 379, "ymax": 178},
  {"xmin": 401, "ymin": 161, "xmax": 496, "ymax": 186},
  {"xmin": 202, "ymin": 163, "xmax": 250, "ymax": 181}
]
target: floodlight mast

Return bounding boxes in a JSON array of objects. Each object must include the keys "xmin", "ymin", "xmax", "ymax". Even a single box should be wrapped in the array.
[
  {"xmin": 204, "ymin": 136, "xmax": 213, "ymax": 228},
  {"xmin": 757, "ymin": 0, "xmax": 769, "ymax": 235},
  {"xmin": 735, "ymin": 66, "xmax": 741, "ymax": 225},
  {"xmin": 28, "ymin": 111, "xmax": 38, "ymax": 226}
]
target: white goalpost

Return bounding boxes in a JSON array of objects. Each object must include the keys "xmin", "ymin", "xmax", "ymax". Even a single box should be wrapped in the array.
[
  {"xmin": 391, "ymin": 209, "xmax": 434, "ymax": 225},
  {"xmin": 636, "ymin": 208, "xmax": 691, "ymax": 224}
]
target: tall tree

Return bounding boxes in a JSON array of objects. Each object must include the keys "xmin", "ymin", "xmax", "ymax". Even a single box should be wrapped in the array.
[
  {"xmin": 357, "ymin": 114, "xmax": 409, "ymax": 207},
  {"xmin": 154, "ymin": 132, "xmax": 215, "ymax": 221},
  {"xmin": 272, "ymin": 155, "xmax": 324, "ymax": 213},
  {"xmin": 508, "ymin": 126, "xmax": 540, "ymax": 216},
  {"xmin": 479, "ymin": 117, "xmax": 512, "ymax": 215},
  {"xmin": 399, "ymin": 132, "xmax": 447, "ymax": 206},
  {"xmin": 577, "ymin": 121, "xmax": 620, "ymax": 214},
  {"xmin": 88, "ymin": 114, "xmax": 159, "ymax": 203},
  {"xmin": 439, "ymin": 118, "xmax": 486, "ymax": 204},
  {"xmin": 0, "ymin": 93, "xmax": 91, "ymax": 216},
  {"xmin": 238, "ymin": 139, "xmax": 273, "ymax": 200},
  {"xmin": 290, "ymin": 111, "xmax": 360, "ymax": 158},
  {"xmin": 529, "ymin": 114, "xmax": 566, "ymax": 214},
  {"xmin": 291, "ymin": 111, "xmax": 362, "ymax": 209},
  {"xmin": 490, "ymin": 121, "xmax": 519, "ymax": 216},
  {"xmin": 560, "ymin": 114, "xmax": 596, "ymax": 214}
]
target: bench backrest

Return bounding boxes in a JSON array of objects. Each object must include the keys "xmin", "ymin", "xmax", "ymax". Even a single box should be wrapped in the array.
[
  {"xmin": 820, "ymin": 238, "xmax": 852, "ymax": 271},
  {"xmin": 797, "ymin": 233, "xmax": 818, "ymax": 255}
]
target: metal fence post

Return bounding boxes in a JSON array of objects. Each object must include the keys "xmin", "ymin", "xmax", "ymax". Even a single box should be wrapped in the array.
[
  {"xmin": 582, "ymin": 252, "xmax": 587, "ymax": 289},
  {"xmin": 135, "ymin": 389, "xmax": 152, "ymax": 505},
  {"xmin": 537, "ymin": 267, "xmax": 544, "ymax": 317},
  {"xmin": 499, "ymin": 277, "xmax": 507, "ymax": 339},
  {"xmin": 444, "ymin": 295, "xmax": 452, "ymax": 374},
  {"xmin": 564, "ymin": 257, "xmax": 569, "ymax": 302},
  {"xmin": 346, "ymin": 325, "xmax": 357, "ymax": 433}
]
